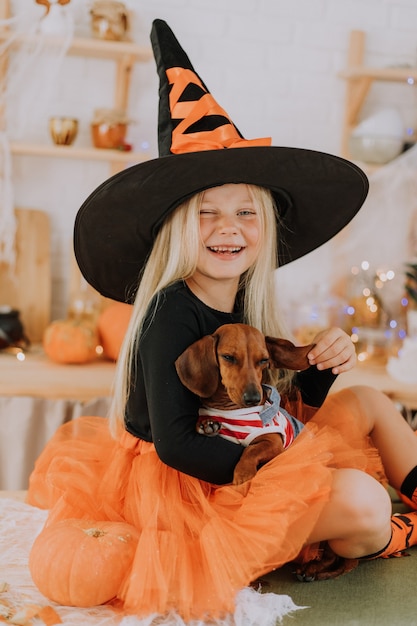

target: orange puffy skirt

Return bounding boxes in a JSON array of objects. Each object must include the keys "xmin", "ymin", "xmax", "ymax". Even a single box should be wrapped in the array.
[{"xmin": 27, "ymin": 389, "xmax": 385, "ymax": 621}]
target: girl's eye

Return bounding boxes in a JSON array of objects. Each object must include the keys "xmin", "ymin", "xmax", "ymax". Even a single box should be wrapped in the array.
[{"xmin": 238, "ymin": 209, "xmax": 256, "ymax": 216}]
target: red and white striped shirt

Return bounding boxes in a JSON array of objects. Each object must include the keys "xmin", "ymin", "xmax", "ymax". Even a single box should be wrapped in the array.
[{"xmin": 197, "ymin": 386, "xmax": 296, "ymax": 449}]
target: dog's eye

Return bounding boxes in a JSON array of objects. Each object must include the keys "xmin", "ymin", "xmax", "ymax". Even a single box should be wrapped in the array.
[
  {"xmin": 259, "ymin": 358, "xmax": 269, "ymax": 366},
  {"xmin": 221, "ymin": 353, "xmax": 237, "ymax": 364}
]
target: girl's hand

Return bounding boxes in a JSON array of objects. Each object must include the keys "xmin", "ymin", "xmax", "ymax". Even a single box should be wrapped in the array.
[{"xmin": 306, "ymin": 327, "xmax": 356, "ymax": 374}]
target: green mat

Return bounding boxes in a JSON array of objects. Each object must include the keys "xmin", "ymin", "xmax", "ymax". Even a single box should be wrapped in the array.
[
  {"xmin": 262, "ymin": 550, "xmax": 416, "ymax": 625},
  {"xmin": 260, "ymin": 491, "xmax": 416, "ymax": 625}
]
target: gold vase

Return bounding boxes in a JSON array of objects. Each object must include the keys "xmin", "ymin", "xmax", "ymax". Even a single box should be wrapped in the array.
[{"xmin": 49, "ymin": 117, "xmax": 78, "ymax": 146}]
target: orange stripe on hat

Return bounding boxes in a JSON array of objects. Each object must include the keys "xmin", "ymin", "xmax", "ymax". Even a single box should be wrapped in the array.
[{"xmin": 166, "ymin": 67, "xmax": 271, "ymax": 153}]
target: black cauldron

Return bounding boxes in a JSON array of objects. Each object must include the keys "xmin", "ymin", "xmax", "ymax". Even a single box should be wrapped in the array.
[{"xmin": 0, "ymin": 307, "xmax": 29, "ymax": 350}]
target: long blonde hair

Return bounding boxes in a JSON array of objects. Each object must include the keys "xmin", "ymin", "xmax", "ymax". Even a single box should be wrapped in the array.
[{"xmin": 109, "ymin": 184, "xmax": 294, "ymax": 436}]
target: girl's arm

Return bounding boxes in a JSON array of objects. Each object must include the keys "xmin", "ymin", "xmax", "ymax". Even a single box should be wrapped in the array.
[
  {"xmin": 295, "ymin": 327, "xmax": 356, "ymax": 407},
  {"xmin": 128, "ymin": 288, "xmax": 244, "ymax": 484},
  {"xmin": 306, "ymin": 327, "xmax": 357, "ymax": 374},
  {"xmin": 295, "ymin": 367, "xmax": 337, "ymax": 407}
]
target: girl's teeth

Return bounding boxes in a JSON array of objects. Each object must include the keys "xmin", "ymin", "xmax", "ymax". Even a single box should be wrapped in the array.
[{"xmin": 210, "ymin": 246, "xmax": 241, "ymax": 253}]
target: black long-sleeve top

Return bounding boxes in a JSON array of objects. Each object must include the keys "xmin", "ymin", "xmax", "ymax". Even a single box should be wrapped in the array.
[{"xmin": 125, "ymin": 281, "xmax": 336, "ymax": 484}]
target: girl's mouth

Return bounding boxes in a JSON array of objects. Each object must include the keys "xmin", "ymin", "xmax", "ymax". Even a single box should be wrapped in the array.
[{"xmin": 208, "ymin": 246, "xmax": 243, "ymax": 255}]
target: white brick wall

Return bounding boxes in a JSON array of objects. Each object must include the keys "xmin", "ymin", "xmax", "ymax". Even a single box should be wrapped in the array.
[{"xmin": 6, "ymin": 0, "xmax": 417, "ymax": 319}]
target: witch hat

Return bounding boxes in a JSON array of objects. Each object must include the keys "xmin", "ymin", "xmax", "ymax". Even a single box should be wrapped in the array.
[
  {"xmin": 151, "ymin": 19, "xmax": 271, "ymax": 155},
  {"xmin": 74, "ymin": 19, "xmax": 368, "ymax": 303}
]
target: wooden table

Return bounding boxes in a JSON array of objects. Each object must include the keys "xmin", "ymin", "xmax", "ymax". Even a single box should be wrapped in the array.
[
  {"xmin": 1, "ymin": 346, "xmax": 416, "ymax": 491},
  {"xmin": 331, "ymin": 361, "xmax": 417, "ymax": 410},
  {"xmin": 2, "ymin": 345, "xmax": 414, "ymax": 409},
  {"xmin": 0, "ymin": 344, "xmax": 115, "ymax": 401},
  {"xmin": 0, "ymin": 346, "xmax": 116, "ymax": 491}
]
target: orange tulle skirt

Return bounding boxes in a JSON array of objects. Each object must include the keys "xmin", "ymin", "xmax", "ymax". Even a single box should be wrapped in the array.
[{"xmin": 27, "ymin": 389, "xmax": 385, "ymax": 621}]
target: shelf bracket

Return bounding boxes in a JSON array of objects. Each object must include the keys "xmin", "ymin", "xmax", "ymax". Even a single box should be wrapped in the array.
[
  {"xmin": 341, "ymin": 29, "xmax": 366, "ymax": 158},
  {"xmin": 114, "ymin": 53, "xmax": 135, "ymax": 112},
  {"xmin": 345, "ymin": 75, "xmax": 373, "ymax": 126}
]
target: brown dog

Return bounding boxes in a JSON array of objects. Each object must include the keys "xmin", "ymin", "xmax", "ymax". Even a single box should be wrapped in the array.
[
  {"xmin": 175, "ymin": 323, "xmax": 313, "ymax": 484},
  {"xmin": 176, "ymin": 323, "xmax": 360, "ymax": 582}
]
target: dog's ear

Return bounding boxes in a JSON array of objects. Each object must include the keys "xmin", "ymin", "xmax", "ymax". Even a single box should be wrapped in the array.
[
  {"xmin": 265, "ymin": 336, "xmax": 314, "ymax": 371},
  {"xmin": 175, "ymin": 335, "xmax": 220, "ymax": 398}
]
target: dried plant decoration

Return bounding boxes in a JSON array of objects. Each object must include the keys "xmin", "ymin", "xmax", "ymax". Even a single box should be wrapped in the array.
[{"xmin": 35, "ymin": 0, "xmax": 71, "ymax": 17}]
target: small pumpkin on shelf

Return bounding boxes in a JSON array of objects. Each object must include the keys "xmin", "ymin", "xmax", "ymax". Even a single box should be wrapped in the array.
[
  {"xmin": 97, "ymin": 300, "xmax": 132, "ymax": 361},
  {"xmin": 29, "ymin": 518, "xmax": 140, "ymax": 607},
  {"xmin": 43, "ymin": 317, "xmax": 99, "ymax": 364}
]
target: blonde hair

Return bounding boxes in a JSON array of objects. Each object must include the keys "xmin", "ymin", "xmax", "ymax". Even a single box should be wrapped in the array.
[{"xmin": 109, "ymin": 184, "xmax": 294, "ymax": 436}]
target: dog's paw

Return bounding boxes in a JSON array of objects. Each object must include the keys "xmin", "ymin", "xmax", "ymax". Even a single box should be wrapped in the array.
[
  {"xmin": 196, "ymin": 418, "xmax": 221, "ymax": 436},
  {"xmin": 232, "ymin": 465, "xmax": 257, "ymax": 485},
  {"xmin": 293, "ymin": 543, "xmax": 359, "ymax": 581}
]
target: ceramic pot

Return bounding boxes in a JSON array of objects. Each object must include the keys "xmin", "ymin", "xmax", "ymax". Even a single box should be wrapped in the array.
[
  {"xmin": 49, "ymin": 117, "xmax": 78, "ymax": 146},
  {"xmin": 0, "ymin": 307, "xmax": 28, "ymax": 349},
  {"xmin": 91, "ymin": 122, "xmax": 127, "ymax": 149}
]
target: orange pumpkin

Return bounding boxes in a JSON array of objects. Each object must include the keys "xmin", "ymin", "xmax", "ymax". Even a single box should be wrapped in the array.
[
  {"xmin": 97, "ymin": 301, "xmax": 132, "ymax": 361},
  {"xmin": 43, "ymin": 318, "xmax": 99, "ymax": 364},
  {"xmin": 29, "ymin": 519, "xmax": 140, "ymax": 607}
]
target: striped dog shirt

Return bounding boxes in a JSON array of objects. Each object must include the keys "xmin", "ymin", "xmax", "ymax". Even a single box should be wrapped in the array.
[{"xmin": 197, "ymin": 385, "xmax": 303, "ymax": 449}]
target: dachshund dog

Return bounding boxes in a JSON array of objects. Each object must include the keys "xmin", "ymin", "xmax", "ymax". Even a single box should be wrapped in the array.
[
  {"xmin": 175, "ymin": 323, "xmax": 361, "ymax": 582},
  {"xmin": 175, "ymin": 323, "xmax": 313, "ymax": 485}
]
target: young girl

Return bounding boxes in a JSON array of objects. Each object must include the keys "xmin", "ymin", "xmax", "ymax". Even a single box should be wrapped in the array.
[{"xmin": 28, "ymin": 19, "xmax": 417, "ymax": 625}]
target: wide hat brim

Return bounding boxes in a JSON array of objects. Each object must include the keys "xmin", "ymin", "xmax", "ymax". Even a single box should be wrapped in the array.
[{"xmin": 74, "ymin": 146, "xmax": 368, "ymax": 303}]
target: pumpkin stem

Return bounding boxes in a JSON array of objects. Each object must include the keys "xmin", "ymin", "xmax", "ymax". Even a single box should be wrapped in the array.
[{"xmin": 83, "ymin": 528, "xmax": 106, "ymax": 538}]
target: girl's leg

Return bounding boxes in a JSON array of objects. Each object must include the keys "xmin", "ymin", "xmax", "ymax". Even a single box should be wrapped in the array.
[
  {"xmin": 307, "ymin": 466, "xmax": 417, "ymax": 560},
  {"xmin": 308, "ymin": 387, "xmax": 417, "ymax": 561},
  {"xmin": 307, "ymin": 467, "xmax": 392, "ymax": 558},
  {"xmin": 349, "ymin": 385, "xmax": 417, "ymax": 491}
]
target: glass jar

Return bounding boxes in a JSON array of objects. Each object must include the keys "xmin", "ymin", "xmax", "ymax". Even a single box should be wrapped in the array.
[{"xmin": 90, "ymin": 1, "xmax": 129, "ymax": 41}]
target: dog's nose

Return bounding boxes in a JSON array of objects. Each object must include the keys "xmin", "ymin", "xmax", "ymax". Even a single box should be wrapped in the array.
[{"xmin": 243, "ymin": 385, "xmax": 262, "ymax": 406}]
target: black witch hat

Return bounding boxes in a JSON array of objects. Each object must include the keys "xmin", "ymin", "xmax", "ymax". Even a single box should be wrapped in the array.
[{"xmin": 74, "ymin": 19, "xmax": 368, "ymax": 303}]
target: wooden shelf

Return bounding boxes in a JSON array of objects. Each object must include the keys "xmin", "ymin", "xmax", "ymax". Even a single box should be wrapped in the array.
[
  {"xmin": 0, "ymin": 0, "xmax": 153, "ymax": 340},
  {"xmin": 340, "ymin": 65, "xmax": 417, "ymax": 83},
  {"xmin": 10, "ymin": 141, "xmax": 150, "ymax": 165},
  {"xmin": 57, "ymin": 35, "xmax": 151, "ymax": 63},
  {"xmin": 339, "ymin": 30, "xmax": 416, "ymax": 164},
  {"xmin": 0, "ymin": 32, "xmax": 152, "ymax": 63},
  {"xmin": 0, "ymin": 1, "xmax": 152, "ymax": 173}
]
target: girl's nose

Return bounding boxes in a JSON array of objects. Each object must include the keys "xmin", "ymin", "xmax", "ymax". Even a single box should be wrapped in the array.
[{"xmin": 217, "ymin": 215, "xmax": 238, "ymax": 232}]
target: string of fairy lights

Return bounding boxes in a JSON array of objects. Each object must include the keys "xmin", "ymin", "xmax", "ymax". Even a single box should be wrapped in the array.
[{"xmin": 345, "ymin": 260, "xmax": 410, "ymax": 363}]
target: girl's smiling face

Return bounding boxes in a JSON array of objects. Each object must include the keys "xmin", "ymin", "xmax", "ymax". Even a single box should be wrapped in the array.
[{"xmin": 194, "ymin": 183, "xmax": 262, "ymax": 287}]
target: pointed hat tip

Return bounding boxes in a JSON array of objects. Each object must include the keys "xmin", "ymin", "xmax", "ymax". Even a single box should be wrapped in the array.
[{"xmin": 150, "ymin": 18, "xmax": 195, "ymax": 72}]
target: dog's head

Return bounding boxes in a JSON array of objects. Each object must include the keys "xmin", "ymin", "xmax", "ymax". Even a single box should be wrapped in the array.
[{"xmin": 175, "ymin": 323, "xmax": 314, "ymax": 408}]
